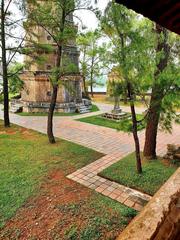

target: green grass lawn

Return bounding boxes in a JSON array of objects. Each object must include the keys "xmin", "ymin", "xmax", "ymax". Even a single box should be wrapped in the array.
[
  {"xmin": 17, "ymin": 104, "xmax": 100, "ymax": 117},
  {"xmin": 0, "ymin": 121, "xmax": 136, "ymax": 234},
  {"xmin": 99, "ymin": 153, "xmax": 177, "ymax": 196},
  {"xmin": 77, "ymin": 114, "xmax": 145, "ymax": 132},
  {"xmin": 0, "ymin": 121, "xmax": 103, "ymax": 228}
]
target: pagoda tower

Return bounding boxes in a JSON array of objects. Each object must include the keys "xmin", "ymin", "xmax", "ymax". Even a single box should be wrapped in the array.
[{"xmin": 20, "ymin": 1, "xmax": 83, "ymax": 113}]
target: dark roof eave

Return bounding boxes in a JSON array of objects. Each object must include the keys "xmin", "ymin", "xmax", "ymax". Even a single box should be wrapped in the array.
[{"xmin": 115, "ymin": 0, "xmax": 180, "ymax": 35}]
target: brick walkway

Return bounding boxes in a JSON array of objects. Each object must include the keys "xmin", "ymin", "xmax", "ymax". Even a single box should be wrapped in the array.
[
  {"xmin": 67, "ymin": 153, "xmax": 151, "ymax": 211},
  {"xmin": 0, "ymin": 103, "xmax": 179, "ymax": 211}
]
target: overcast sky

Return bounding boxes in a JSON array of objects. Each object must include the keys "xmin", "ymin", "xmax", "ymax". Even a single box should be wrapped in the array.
[
  {"xmin": 75, "ymin": 0, "xmax": 110, "ymax": 30},
  {"xmin": 9, "ymin": 0, "xmax": 110, "ymax": 63}
]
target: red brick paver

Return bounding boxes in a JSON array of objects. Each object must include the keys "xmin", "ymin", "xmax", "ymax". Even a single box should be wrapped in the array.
[
  {"xmin": 0, "ymin": 103, "xmax": 179, "ymax": 211},
  {"xmin": 67, "ymin": 153, "xmax": 151, "ymax": 211}
]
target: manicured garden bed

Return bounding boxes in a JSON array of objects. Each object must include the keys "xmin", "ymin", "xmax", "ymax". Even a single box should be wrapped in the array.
[
  {"xmin": 77, "ymin": 114, "xmax": 145, "ymax": 132},
  {"xmin": 0, "ymin": 121, "xmax": 136, "ymax": 239},
  {"xmin": 99, "ymin": 153, "xmax": 177, "ymax": 196},
  {"xmin": 17, "ymin": 104, "xmax": 99, "ymax": 116}
]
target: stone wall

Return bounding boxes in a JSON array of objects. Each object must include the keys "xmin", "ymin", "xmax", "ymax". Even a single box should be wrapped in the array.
[
  {"xmin": 163, "ymin": 144, "xmax": 180, "ymax": 165},
  {"xmin": 117, "ymin": 168, "xmax": 180, "ymax": 240}
]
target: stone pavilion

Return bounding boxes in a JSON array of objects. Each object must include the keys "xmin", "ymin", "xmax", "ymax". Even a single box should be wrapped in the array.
[{"xmin": 20, "ymin": 4, "xmax": 83, "ymax": 113}]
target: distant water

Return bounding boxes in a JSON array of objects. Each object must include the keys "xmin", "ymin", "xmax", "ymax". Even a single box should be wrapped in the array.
[
  {"xmin": 88, "ymin": 75, "xmax": 107, "ymax": 93},
  {"xmin": 91, "ymin": 86, "xmax": 107, "ymax": 92}
]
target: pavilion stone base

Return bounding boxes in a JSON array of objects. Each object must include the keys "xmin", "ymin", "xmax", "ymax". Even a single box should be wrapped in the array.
[
  {"xmin": 22, "ymin": 101, "xmax": 79, "ymax": 113},
  {"xmin": 10, "ymin": 98, "xmax": 92, "ymax": 114},
  {"xmin": 111, "ymin": 107, "xmax": 122, "ymax": 114},
  {"xmin": 20, "ymin": 99, "xmax": 92, "ymax": 113},
  {"xmin": 102, "ymin": 107, "xmax": 131, "ymax": 121}
]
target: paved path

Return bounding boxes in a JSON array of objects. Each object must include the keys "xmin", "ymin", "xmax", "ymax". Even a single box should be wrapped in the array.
[
  {"xmin": 0, "ymin": 104, "xmax": 179, "ymax": 211},
  {"xmin": 67, "ymin": 153, "xmax": 151, "ymax": 211}
]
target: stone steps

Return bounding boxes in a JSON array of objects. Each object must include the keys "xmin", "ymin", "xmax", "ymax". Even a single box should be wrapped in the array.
[
  {"xmin": 79, "ymin": 105, "xmax": 91, "ymax": 114},
  {"xmin": 10, "ymin": 100, "xmax": 23, "ymax": 113},
  {"xmin": 10, "ymin": 105, "xmax": 22, "ymax": 113}
]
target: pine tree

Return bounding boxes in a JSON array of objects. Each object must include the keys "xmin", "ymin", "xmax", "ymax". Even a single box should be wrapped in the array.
[
  {"xmin": 0, "ymin": 0, "xmax": 26, "ymax": 127},
  {"xmin": 143, "ymin": 24, "xmax": 180, "ymax": 159},
  {"xmin": 101, "ymin": 1, "xmax": 145, "ymax": 173},
  {"xmin": 26, "ymin": 0, "xmax": 93, "ymax": 143},
  {"xmin": 77, "ymin": 30, "xmax": 107, "ymax": 98}
]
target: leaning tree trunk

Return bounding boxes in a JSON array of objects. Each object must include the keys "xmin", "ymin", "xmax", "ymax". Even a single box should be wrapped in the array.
[
  {"xmin": 143, "ymin": 89, "xmax": 163, "ymax": 159},
  {"xmin": 143, "ymin": 24, "xmax": 170, "ymax": 159},
  {"xmin": 127, "ymin": 82, "xmax": 142, "ymax": 174},
  {"xmin": 1, "ymin": 0, "xmax": 10, "ymax": 127}
]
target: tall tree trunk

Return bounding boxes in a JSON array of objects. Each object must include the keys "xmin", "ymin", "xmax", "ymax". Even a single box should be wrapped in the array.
[
  {"xmin": 83, "ymin": 75, "xmax": 88, "ymax": 97},
  {"xmin": 123, "ymin": 94, "xmax": 128, "ymax": 105},
  {"xmin": 47, "ymin": 46, "xmax": 62, "ymax": 143},
  {"xmin": 114, "ymin": 96, "xmax": 120, "ymax": 110},
  {"xmin": 119, "ymin": 32, "xmax": 142, "ymax": 173},
  {"xmin": 82, "ymin": 48, "xmax": 88, "ymax": 97},
  {"xmin": 47, "ymin": 84, "xmax": 58, "ymax": 143},
  {"xmin": 90, "ymin": 56, "xmax": 94, "ymax": 97},
  {"xmin": 47, "ymin": 5, "xmax": 66, "ymax": 144},
  {"xmin": 1, "ymin": 0, "xmax": 10, "ymax": 127},
  {"xmin": 143, "ymin": 89, "xmax": 163, "ymax": 159},
  {"xmin": 90, "ymin": 82, "xmax": 93, "ymax": 97},
  {"xmin": 143, "ymin": 24, "xmax": 170, "ymax": 159},
  {"xmin": 127, "ymin": 82, "xmax": 142, "ymax": 174}
]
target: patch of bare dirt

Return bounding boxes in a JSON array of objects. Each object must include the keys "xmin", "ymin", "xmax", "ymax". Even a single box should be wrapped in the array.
[
  {"xmin": 0, "ymin": 131, "xmax": 6, "ymax": 134},
  {"xmin": 0, "ymin": 129, "xmax": 16, "ymax": 135},
  {"xmin": 0, "ymin": 170, "xmax": 91, "ymax": 240},
  {"xmin": 0, "ymin": 168, "xmax": 126, "ymax": 240},
  {"xmin": 18, "ymin": 128, "xmax": 38, "ymax": 140}
]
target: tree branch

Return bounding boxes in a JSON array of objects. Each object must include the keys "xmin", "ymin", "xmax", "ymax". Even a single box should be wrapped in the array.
[
  {"xmin": 7, "ymin": 34, "xmax": 26, "ymax": 66},
  {"xmin": 4, "ymin": 0, "xmax": 13, "ymax": 15},
  {"xmin": 7, "ymin": 66, "xmax": 24, "ymax": 78}
]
